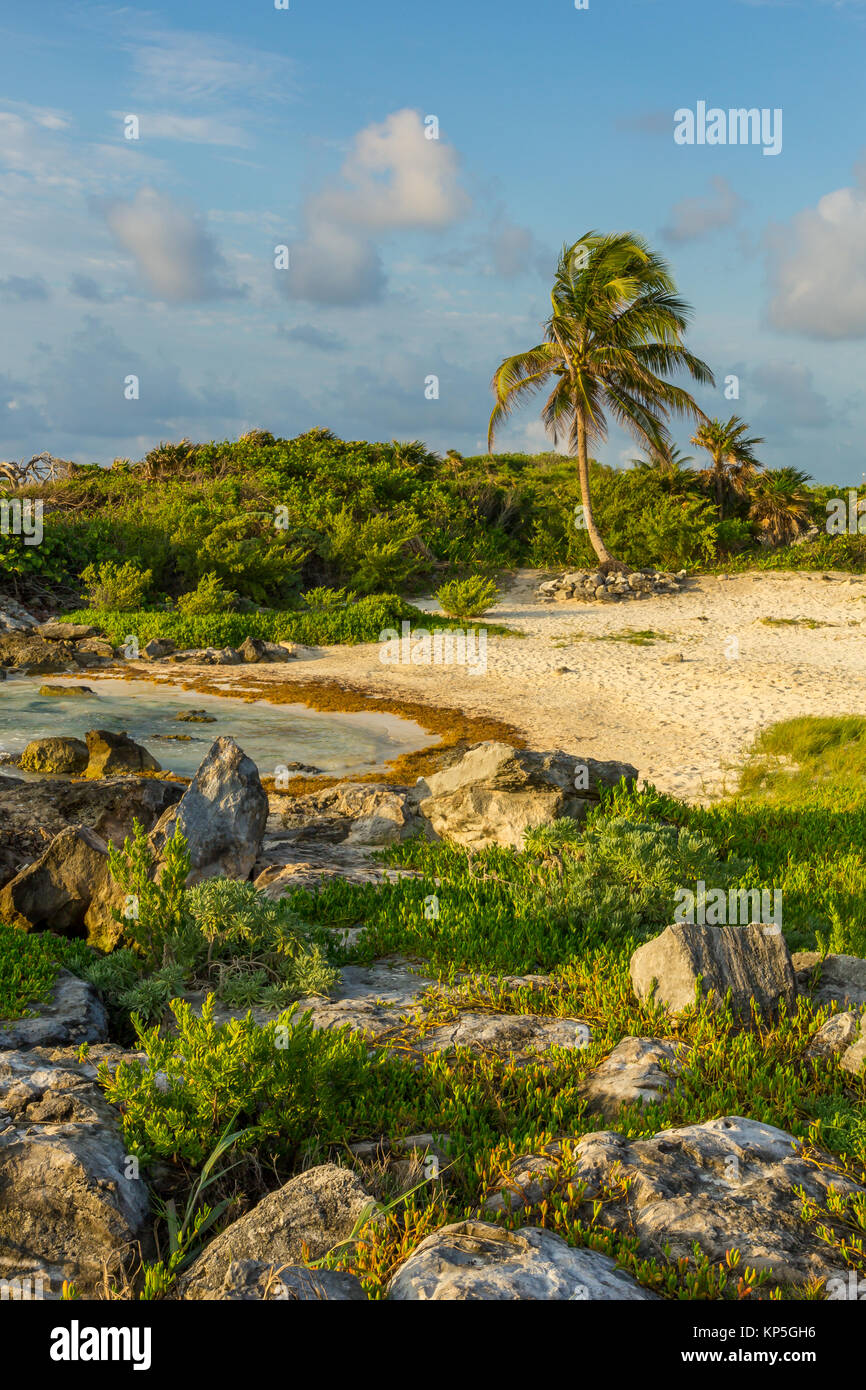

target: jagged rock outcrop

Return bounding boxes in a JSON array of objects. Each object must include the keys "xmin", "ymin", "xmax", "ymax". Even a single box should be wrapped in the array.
[
  {"xmin": 0, "ymin": 971, "xmax": 107, "ymax": 1050},
  {"xmin": 149, "ymin": 736, "xmax": 268, "ymax": 884},
  {"xmin": 0, "ymin": 1048, "xmax": 150, "ymax": 1296}
]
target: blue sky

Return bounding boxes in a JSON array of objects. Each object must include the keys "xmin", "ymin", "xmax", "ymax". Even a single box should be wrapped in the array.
[{"xmin": 0, "ymin": 0, "xmax": 864, "ymax": 481}]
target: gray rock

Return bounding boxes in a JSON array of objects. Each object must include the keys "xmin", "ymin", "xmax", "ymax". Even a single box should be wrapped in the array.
[
  {"xmin": 0, "ymin": 970, "xmax": 107, "ymax": 1049},
  {"xmin": 793, "ymin": 952, "xmax": 866, "ymax": 1010},
  {"xmin": 485, "ymin": 1115, "xmax": 862, "ymax": 1289},
  {"xmin": 805, "ymin": 1012, "xmax": 862, "ymax": 1061},
  {"xmin": 414, "ymin": 1011, "xmax": 591, "ymax": 1063},
  {"xmin": 0, "ymin": 1049, "xmax": 150, "ymax": 1295},
  {"xmin": 176, "ymin": 1164, "xmax": 375, "ymax": 1300},
  {"xmin": 417, "ymin": 741, "xmax": 637, "ymax": 851},
  {"xmin": 0, "ymin": 596, "xmax": 38, "ymax": 631},
  {"xmin": 387, "ymin": 1221, "xmax": 658, "ymax": 1300},
  {"xmin": 0, "ymin": 826, "xmax": 116, "ymax": 936},
  {"xmin": 577, "ymin": 1036, "xmax": 687, "ymax": 1121},
  {"xmin": 142, "ymin": 638, "xmax": 175, "ymax": 660},
  {"xmin": 35, "ymin": 622, "xmax": 96, "ymax": 641},
  {"xmin": 183, "ymin": 1261, "xmax": 367, "ymax": 1300},
  {"xmin": 629, "ymin": 922, "xmax": 797, "ymax": 1022},
  {"xmin": 149, "ymin": 736, "xmax": 268, "ymax": 884},
  {"xmin": 840, "ymin": 1022, "xmax": 866, "ymax": 1078}
]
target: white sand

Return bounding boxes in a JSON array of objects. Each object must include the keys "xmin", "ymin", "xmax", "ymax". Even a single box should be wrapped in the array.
[{"xmin": 222, "ymin": 569, "xmax": 866, "ymax": 804}]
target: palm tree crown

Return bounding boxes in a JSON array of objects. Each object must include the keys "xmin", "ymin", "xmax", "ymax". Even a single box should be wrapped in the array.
[
  {"xmin": 488, "ymin": 232, "xmax": 714, "ymax": 566},
  {"xmin": 690, "ymin": 416, "xmax": 764, "ymax": 519}
]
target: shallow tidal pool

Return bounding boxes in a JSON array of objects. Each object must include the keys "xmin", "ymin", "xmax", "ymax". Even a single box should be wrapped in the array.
[{"xmin": 0, "ymin": 675, "xmax": 435, "ymax": 780}]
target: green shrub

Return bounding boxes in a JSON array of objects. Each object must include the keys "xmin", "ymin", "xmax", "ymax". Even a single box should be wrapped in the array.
[
  {"xmin": 175, "ymin": 572, "xmax": 238, "ymax": 616},
  {"xmin": 79, "ymin": 559, "xmax": 153, "ymax": 609},
  {"xmin": 66, "ymin": 594, "xmax": 496, "ymax": 650},
  {"xmin": 434, "ymin": 576, "xmax": 500, "ymax": 618},
  {"xmin": 107, "ymin": 820, "xmax": 191, "ymax": 967},
  {"xmin": 300, "ymin": 586, "xmax": 356, "ymax": 611},
  {"xmin": 101, "ymin": 995, "xmax": 427, "ymax": 1166}
]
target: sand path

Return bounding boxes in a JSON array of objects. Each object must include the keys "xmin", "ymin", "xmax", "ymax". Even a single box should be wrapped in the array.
[{"xmin": 209, "ymin": 569, "xmax": 866, "ymax": 804}]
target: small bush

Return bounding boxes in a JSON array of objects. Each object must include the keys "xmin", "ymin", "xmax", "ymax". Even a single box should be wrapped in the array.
[
  {"xmin": 175, "ymin": 572, "xmax": 238, "ymax": 616},
  {"xmin": 0, "ymin": 923, "xmax": 88, "ymax": 1020},
  {"xmin": 79, "ymin": 559, "xmax": 153, "ymax": 610},
  {"xmin": 435, "ymin": 576, "xmax": 500, "ymax": 618},
  {"xmin": 300, "ymin": 586, "xmax": 356, "ymax": 611}
]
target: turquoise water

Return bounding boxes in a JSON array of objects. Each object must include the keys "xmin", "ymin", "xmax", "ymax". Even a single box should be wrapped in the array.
[{"xmin": 0, "ymin": 676, "xmax": 434, "ymax": 780}]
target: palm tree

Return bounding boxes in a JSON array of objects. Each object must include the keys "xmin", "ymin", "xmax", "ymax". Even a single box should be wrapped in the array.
[
  {"xmin": 690, "ymin": 416, "xmax": 764, "ymax": 519},
  {"xmin": 747, "ymin": 467, "xmax": 813, "ymax": 545},
  {"xmin": 488, "ymin": 232, "xmax": 713, "ymax": 568},
  {"xmin": 631, "ymin": 443, "xmax": 695, "ymax": 479}
]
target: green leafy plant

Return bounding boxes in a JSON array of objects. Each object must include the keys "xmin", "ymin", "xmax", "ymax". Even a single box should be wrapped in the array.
[
  {"xmin": 107, "ymin": 819, "xmax": 191, "ymax": 968},
  {"xmin": 175, "ymin": 571, "xmax": 238, "ymax": 616},
  {"xmin": 434, "ymin": 576, "xmax": 500, "ymax": 619},
  {"xmin": 79, "ymin": 559, "xmax": 153, "ymax": 609}
]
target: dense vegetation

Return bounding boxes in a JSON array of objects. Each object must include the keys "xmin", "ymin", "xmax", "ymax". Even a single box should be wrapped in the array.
[{"xmin": 1, "ymin": 429, "xmax": 862, "ymax": 616}]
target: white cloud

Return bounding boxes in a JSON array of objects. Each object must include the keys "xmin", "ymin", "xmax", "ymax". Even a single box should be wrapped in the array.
[
  {"xmin": 287, "ymin": 110, "xmax": 470, "ymax": 305},
  {"xmin": 103, "ymin": 187, "xmax": 244, "ymax": 302},
  {"xmin": 110, "ymin": 112, "xmax": 247, "ymax": 147},
  {"xmin": 662, "ymin": 177, "xmax": 744, "ymax": 242},
  {"xmin": 766, "ymin": 163, "xmax": 866, "ymax": 338}
]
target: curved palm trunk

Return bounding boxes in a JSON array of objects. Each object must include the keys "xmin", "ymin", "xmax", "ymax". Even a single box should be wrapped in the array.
[
  {"xmin": 714, "ymin": 457, "xmax": 725, "ymax": 520},
  {"xmin": 576, "ymin": 412, "xmax": 617, "ymax": 566}
]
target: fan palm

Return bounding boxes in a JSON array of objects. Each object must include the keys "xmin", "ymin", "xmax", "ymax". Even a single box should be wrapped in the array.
[
  {"xmin": 488, "ymin": 232, "xmax": 713, "ymax": 567},
  {"xmin": 690, "ymin": 416, "xmax": 764, "ymax": 519},
  {"xmin": 747, "ymin": 467, "xmax": 813, "ymax": 545}
]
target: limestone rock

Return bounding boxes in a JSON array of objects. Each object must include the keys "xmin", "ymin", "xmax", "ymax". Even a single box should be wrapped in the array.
[
  {"xmin": 0, "ymin": 826, "xmax": 115, "ymax": 934},
  {"xmin": 84, "ymin": 729, "xmax": 160, "ymax": 777},
  {"xmin": 180, "ymin": 1261, "xmax": 367, "ymax": 1300},
  {"xmin": 176, "ymin": 1165, "xmax": 374, "ymax": 1300},
  {"xmin": 417, "ymin": 741, "xmax": 637, "ymax": 850},
  {"xmin": 629, "ymin": 922, "xmax": 796, "ymax": 1022},
  {"xmin": 0, "ymin": 632, "xmax": 84, "ymax": 672},
  {"xmin": 20, "ymin": 737, "xmax": 89, "ymax": 775},
  {"xmin": 0, "ymin": 1049, "xmax": 150, "ymax": 1295},
  {"xmin": 0, "ymin": 970, "xmax": 107, "ymax": 1049},
  {"xmin": 805, "ymin": 1012, "xmax": 862, "ymax": 1061},
  {"xmin": 35, "ymin": 622, "xmax": 97, "ymax": 641},
  {"xmin": 485, "ymin": 1115, "xmax": 862, "ymax": 1289},
  {"xmin": 577, "ymin": 1036, "xmax": 687, "ymax": 1122},
  {"xmin": 149, "ymin": 736, "xmax": 268, "ymax": 884},
  {"xmin": 793, "ymin": 952, "xmax": 866, "ymax": 1011},
  {"xmin": 0, "ymin": 775, "xmax": 184, "ymax": 889},
  {"xmin": 142, "ymin": 638, "xmax": 175, "ymax": 660},
  {"xmin": 387, "ymin": 1221, "xmax": 658, "ymax": 1300}
]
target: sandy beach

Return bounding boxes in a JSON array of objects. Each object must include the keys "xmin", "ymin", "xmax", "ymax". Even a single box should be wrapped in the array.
[{"xmin": 195, "ymin": 569, "xmax": 866, "ymax": 804}]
